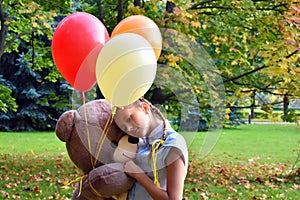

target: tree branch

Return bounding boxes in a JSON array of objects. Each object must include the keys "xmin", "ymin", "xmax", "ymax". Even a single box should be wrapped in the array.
[
  {"xmin": 190, "ymin": 5, "xmax": 232, "ymax": 10},
  {"xmin": 256, "ymin": 3, "xmax": 288, "ymax": 12},
  {"xmin": 150, "ymin": 87, "xmax": 192, "ymax": 105},
  {"xmin": 286, "ymin": 49, "xmax": 299, "ymax": 59},
  {"xmin": 3, "ymin": 30, "xmax": 34, "ymax": 51},
  {"xmin": 189, "ymin": 0, "xmax": 220, "ymax": 10},
  {"xmin": 190, "ymin": 0, "xmax": 218, "ymax": 7},
  {"xmin": 198, "ymin": 11, "xmax": 218, "ymax": 15},
  {"xmin": 230, "ymin": 100, "xmax": 284, "ymax": 109},
  {"xmin": 216, "ymin": 65, "xmax": 267, "ymax": 86}
]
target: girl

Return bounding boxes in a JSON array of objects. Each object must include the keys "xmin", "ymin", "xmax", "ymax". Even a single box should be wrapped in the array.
[{"xmin": 113, "ymin": 98, "xmax": 188, "ymax": 200}]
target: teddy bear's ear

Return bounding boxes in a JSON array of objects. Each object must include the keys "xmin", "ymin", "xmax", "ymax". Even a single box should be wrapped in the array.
[{"xmin": 55, "ymin": 110, "xmax": 81, "ymax": 142}]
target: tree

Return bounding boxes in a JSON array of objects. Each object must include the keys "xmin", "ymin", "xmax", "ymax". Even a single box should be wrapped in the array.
[
  {"xmin": 1, "ymin": 0, "xmax": 299, "ymax": 130},
  {"xmin": 70, "ymin": 0, "xmax": 299, "ymax": 128},
  {"xmin": 188, "ymin": 0, "xmax": 300, "ymax": 121},
  {"xmin": 136, "ymin": 0, "xmax": 300, "ymax": 124},
  {"xmin": 0, "ymin": 0, "xmax": 71, "ymax": 130},
  {"xmin": 0, "ymin": 50, "xmax": 70, "ymax": 131}
]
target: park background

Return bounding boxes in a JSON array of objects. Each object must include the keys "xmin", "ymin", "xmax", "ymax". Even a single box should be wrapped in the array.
[{"xmin": 0, "ymin": 0, "xmax": 300, "ymax": 199}]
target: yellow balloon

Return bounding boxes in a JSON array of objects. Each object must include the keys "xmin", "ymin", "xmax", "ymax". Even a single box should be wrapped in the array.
[{"xmin": 96, "ymin": 33, "xmax": 157, "ymax": 107}]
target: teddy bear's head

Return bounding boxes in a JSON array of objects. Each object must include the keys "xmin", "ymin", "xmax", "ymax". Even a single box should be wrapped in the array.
[
  {"xmin": 55, "ymin": 99, "xmax": 125, "ymax": 174},
  {"xmin": 113, "ymin": 135, "xmax": 139, "ymax": 163}
]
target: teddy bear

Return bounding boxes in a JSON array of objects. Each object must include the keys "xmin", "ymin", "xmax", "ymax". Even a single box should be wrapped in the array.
[{"xmin": 55, "ymin": 99, "xmax": 138, "ymax": 200}]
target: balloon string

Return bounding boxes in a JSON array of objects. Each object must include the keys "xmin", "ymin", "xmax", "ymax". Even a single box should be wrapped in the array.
[
  {"xmin": 88, "ymin": 171, "xmax": 126, "ymax": 199},
  {"xmin": 62, "ymin": 174, "xmax": 87, "ymax": 197},
  {"xmin": 151, "ymin": 139, "xmax": 165, "ymax": 187},
  {"xmin": 82, "ymin": 92, "xmax": 95, "ymax": 169},
  {"xmin": 94, "ymin": 106, "xmax": 117, "ymax": 167},
  {"xmin": 88, "ymin": 180, "xmax": 105, "ymax": 198}
]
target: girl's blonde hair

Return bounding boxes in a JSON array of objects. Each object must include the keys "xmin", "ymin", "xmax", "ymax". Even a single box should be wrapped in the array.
[
  {"xmin": 138, "ymin": 97, "xmax": 167, "ymax": 141},
  {"xmin": 138, "ymin": 98, "xmax": 167, "ymax": 187}
]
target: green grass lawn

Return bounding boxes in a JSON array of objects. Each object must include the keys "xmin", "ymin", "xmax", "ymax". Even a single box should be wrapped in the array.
[
  {"xmin": 0, "ymin": 131, "xmax": 65, "ymax": 156},
  {"xmin": 0, "ymin": 124, "xmax": 299, "ymax": 199},
  {"xmin": 184, "ymin": 124, "xmax": 300, "ymax": 199},
  {"xmin": 0, "ymin": 132, "xmax": 78, "ymax": 199},
  {"xmin": 187, "ymin": 124, "xmax": 300, "ymax": 164}
]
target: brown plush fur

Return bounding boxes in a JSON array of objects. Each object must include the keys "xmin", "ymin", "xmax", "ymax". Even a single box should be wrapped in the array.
[{"xmin": 55, "ymin": 99, "xmax": 134, "ymax": 199}]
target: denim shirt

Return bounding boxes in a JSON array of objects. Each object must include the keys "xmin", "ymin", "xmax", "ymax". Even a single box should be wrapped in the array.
[{"xmin": 127, "ymin": 121, "xmax": 188, "ymax": 200}]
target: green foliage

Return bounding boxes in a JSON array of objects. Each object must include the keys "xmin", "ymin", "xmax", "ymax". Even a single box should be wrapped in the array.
[
  {"xmin": 0, "ymin": 83, "xmax": 17, "ymax": 113},
  {"xmin": 0, "ymin": 46, "xmax": 71, "ymax": 131},
  {"xmin": 0, "ymin": 0, "xmax": 73, "ymax": 131},
  {"xmin": 281, "ymin": 110, "xmax": 300, "ymax": 123}
]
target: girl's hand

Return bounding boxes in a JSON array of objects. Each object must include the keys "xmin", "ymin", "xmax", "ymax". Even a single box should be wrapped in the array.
[
  {"xmin": 124, "ymin": 160, "xmax": 144, "ymax": 179},
  {"xmin": 124, "ymin": 148, "xmax": 186, "ymax": 200}
]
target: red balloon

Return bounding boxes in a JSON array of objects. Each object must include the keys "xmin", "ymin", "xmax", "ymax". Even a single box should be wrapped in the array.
[{"xmin": 52, "ymin": 12, "xmax": 109, "ymax": 91}]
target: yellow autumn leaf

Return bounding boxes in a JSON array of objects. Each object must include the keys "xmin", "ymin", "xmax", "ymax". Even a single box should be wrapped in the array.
[
  {"xmin": 165, "ymin": 54, "xmax": 183, "ymax": 68},
  {"xmin": 279, "ymin": 62, "xmax": 289, "ymax": 73},
  {"xmin": 242, "ymin": 35, "xmax": 247, "ymax": 44},
  {"xmin": 248, "ymin": 48, "xmax": 257, "ymax": 59},
  {"xmin": 225, "ymin": 68, "xmax": 233, "ymax": 76},
  {"xmin": 226, "ymin": 108, "xmax": 231, "ymax": 114},
  {"xmin": 190, "ymin": 35, "xmax": 196, "ymax": 42},
  {"xmin": 36, "ymin": 29, "xmax": 43, "ymax": 35},
  {"xmin": 284, "ymin": 77, "xmax": 291, "ymax": 83},
  {"xmin": 32, "ymin": 22, "xmax": 39, "ymax": 28},
  {"xmin": 269, "ymin": 95, "xmax": 277, "ymax": 102},
  {"xmin": 28, "ymin": 1, "xmax": 39, "ymax": 10},
  {"xmin": 231, "ymin": 60, "xmax": 238, "ymax": 66},
  {"xmin": 152, "ymin": 5, "xmax": 158, "ymax": 11},
  {"xmin": 258, "ymin": 51, "xmax": 271, "ymax": 58},
  {"xmin": 182, "ymin": 11, "xmax": 193, "ymax": 19},
  {"xmin": 215, "ymin": 48, "xmax": 221, "ymax": 54},
  {"xmin": 212, "ymin": 35, "xmax": 220, "ymax": 45},
  {"xmin": 193, "ymin": 85, "xmax": 201, "ymax": 94},
  {"xmin": 43, "ymin": 22, "xmax": 52, "ymax": 30},
  {"xmin": 225, "ymin": 108, "xmax": 231, "ymax": 120}
]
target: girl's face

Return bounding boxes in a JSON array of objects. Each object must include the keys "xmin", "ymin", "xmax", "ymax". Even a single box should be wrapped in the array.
[{"xmin": 114, "ymin": 102, "xmax": 151, "ymax": 138}]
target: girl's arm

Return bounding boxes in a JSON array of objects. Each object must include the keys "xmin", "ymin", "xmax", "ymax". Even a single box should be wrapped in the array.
[{"xmin": 124, "ymin": 148, "xmax": 185, "ymax": 200}]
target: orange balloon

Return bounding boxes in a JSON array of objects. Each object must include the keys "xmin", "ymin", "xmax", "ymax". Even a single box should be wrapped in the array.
[{"xmin": 111, "ymin": 15, "xmax": 162, "ymax": 60}]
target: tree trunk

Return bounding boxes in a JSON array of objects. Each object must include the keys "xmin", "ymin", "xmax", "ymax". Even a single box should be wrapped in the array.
[
  {"xmin": 117, "ymin": 0, "xmax": 123, "ymax": 23},
  {"xmin": 166, "ymin": 1, "xmax": 176, "ymax": 13},
  {"xmin": 95, "ymin": 0, "xmax": 103, "ymax": 22},
  {"xmin": 134, "ymin": 0, "xmax": 140, "ymax": 7},
  {"xmin": 150, "ymin": 87, "xmax": 165, "ymax": 105},
  {"xmin": 250, "ymin": 91, "xmax": 256, "ymax": 119},
  {"xmin": 283, "ymin": 94, "xmax": 289, "ymax": 116}
]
